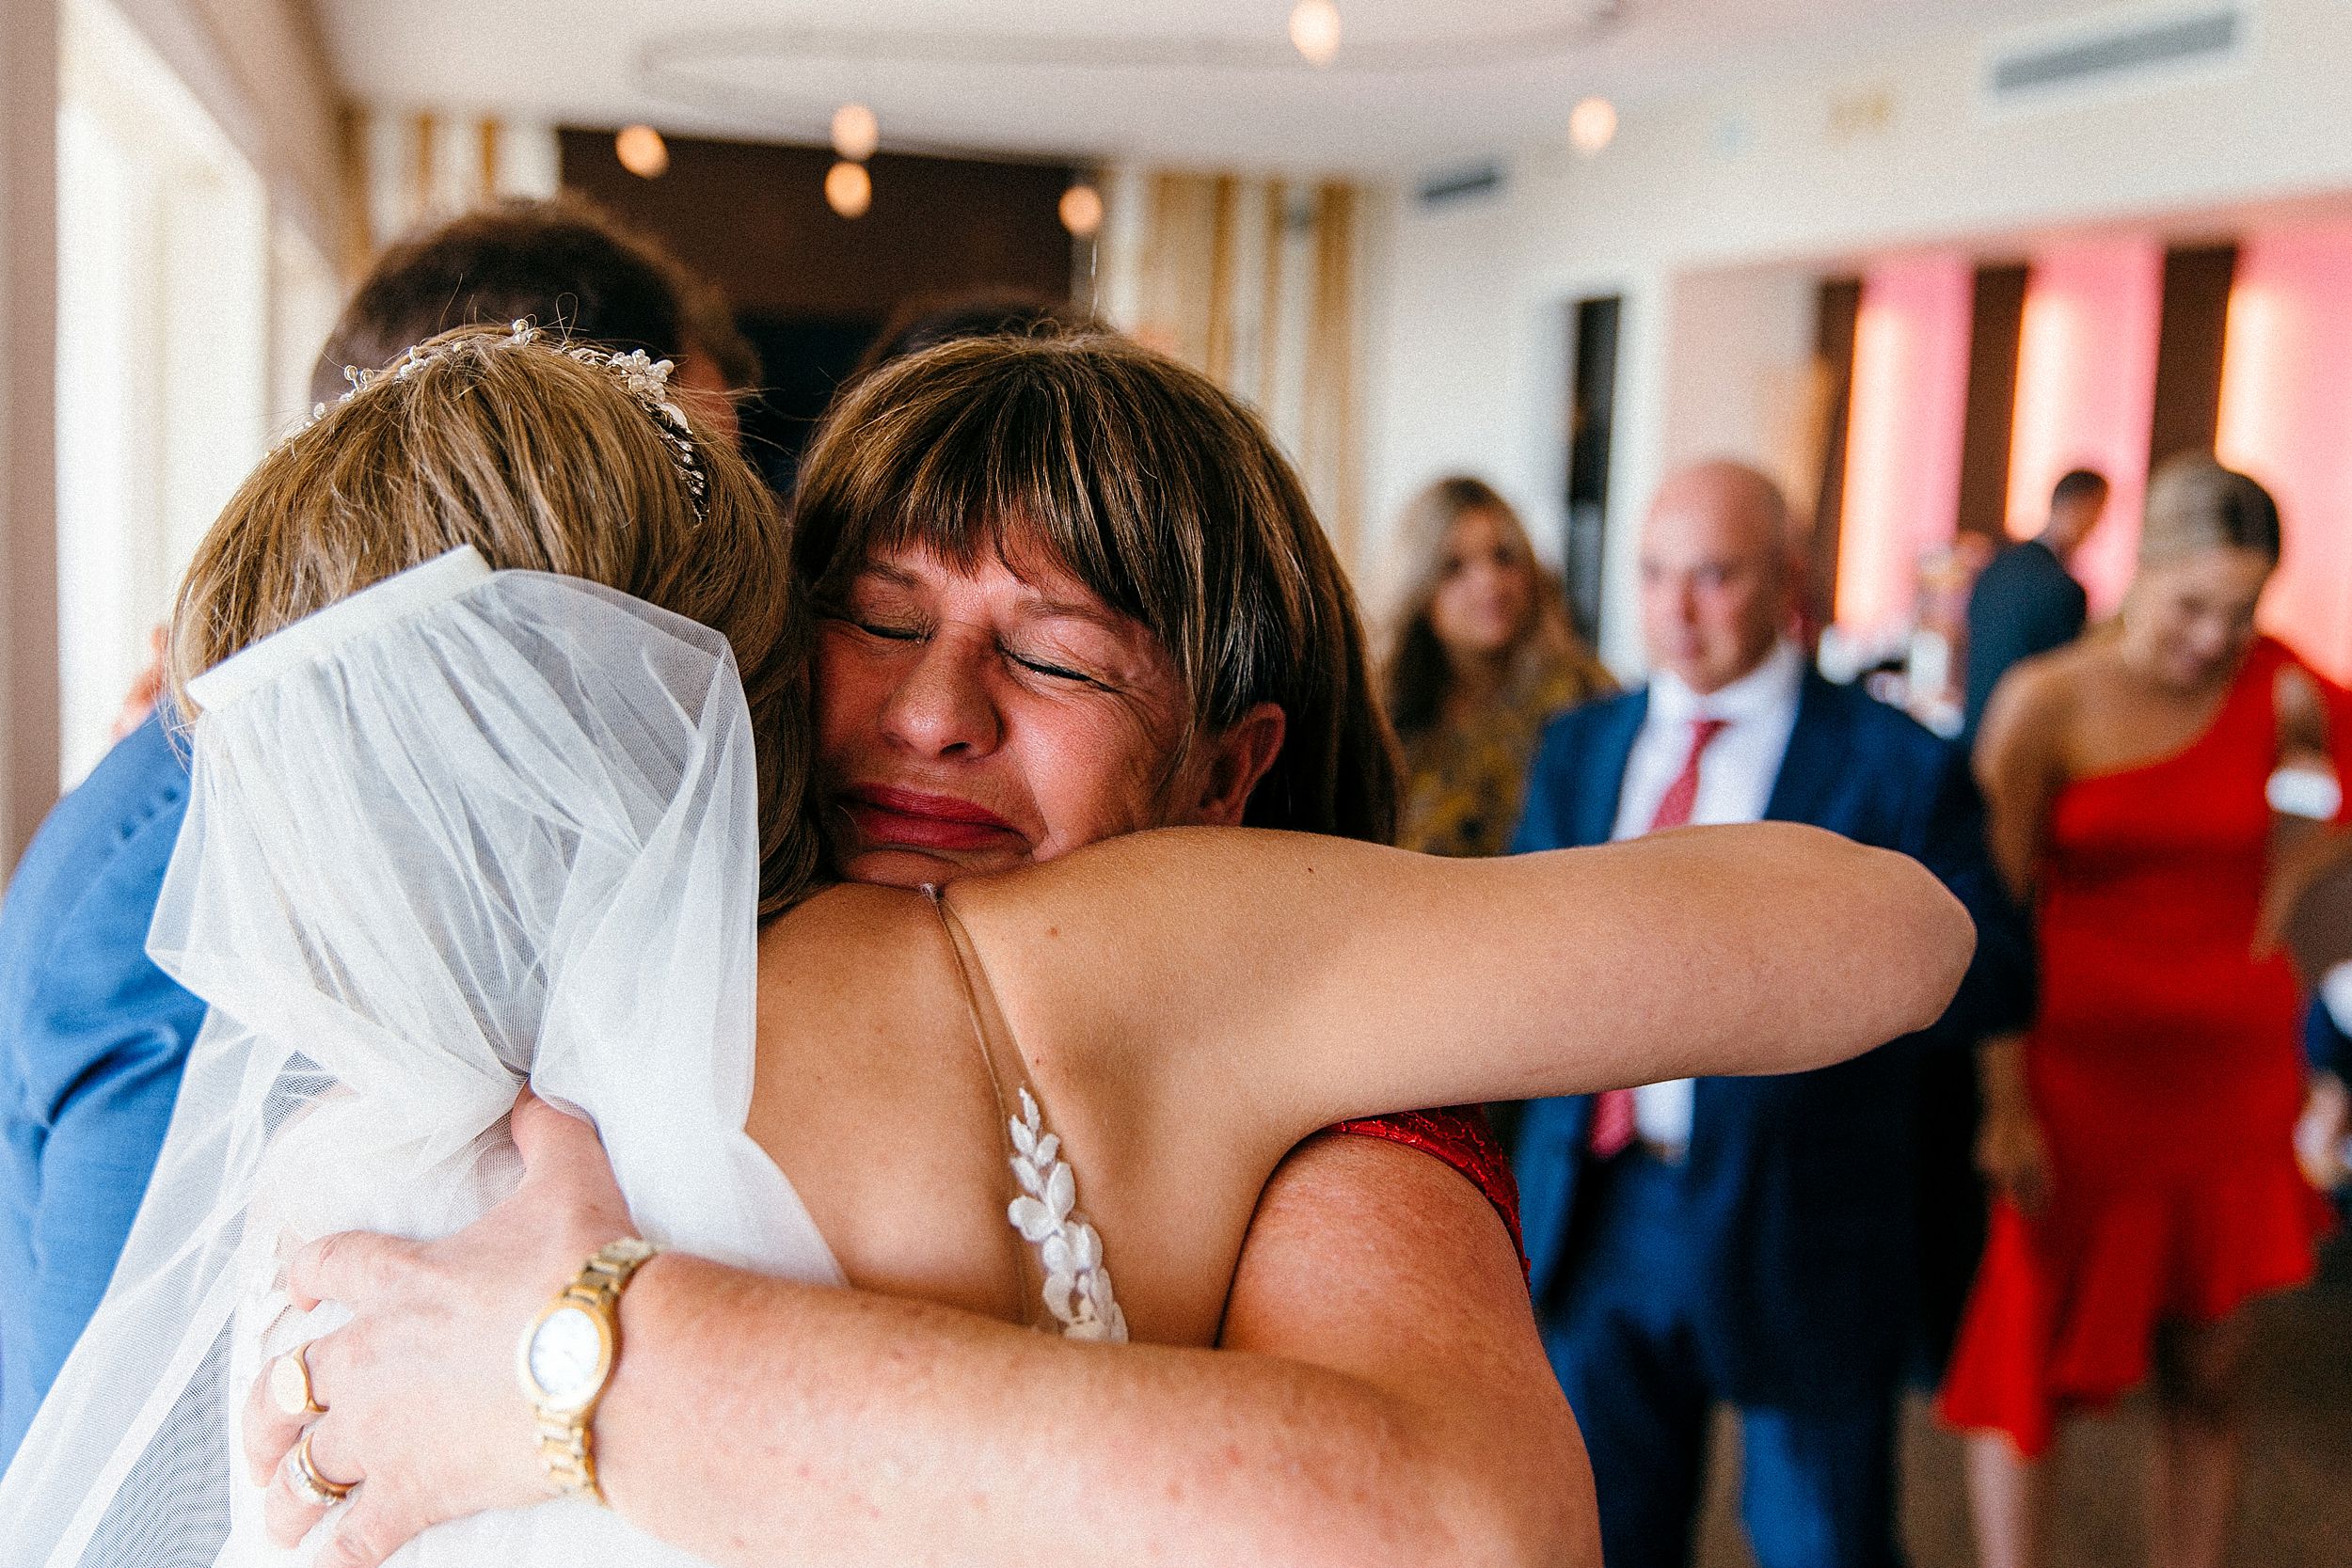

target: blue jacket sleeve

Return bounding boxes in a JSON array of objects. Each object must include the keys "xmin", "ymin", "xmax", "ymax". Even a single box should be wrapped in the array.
[
  {"xmin": 0, "ymin": 759, "xmax": 202, "ymax": 1463},
  {"xmin": 2309, "ymin": 1000, "xmax": 2350, "ymax": 1082},
  {"xmin": 1507, "ymin": 716, "xmax": 1578, "ymax": 856},
  {"xmin": 1904, "ymin": 737, "xmax": 2035, "ymax": 1045}
]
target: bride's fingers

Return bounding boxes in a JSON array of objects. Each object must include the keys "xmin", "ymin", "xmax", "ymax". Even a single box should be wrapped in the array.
[
  {"xmin": 289, "ymin": 1228, "xmax": 416, "ymax": 1313},
  {"xmin": 261, "ymin": 1458, "xmax": 333, "ymax": 1549},
  {"xmin": 243, "ymin": 1348, "xmax": 310, "ymax": 1485},
  {"xmin": 261, "ymin": 1418, "xmax": 361, "ymax": 1548},
  {"xmin": 511, "ymin": 1089, "xmax": 611, "ymax": 1181},
  {"xmin": 511, "ymin": 1089, "xmax": 634, "ymax": 1225},
  {"xmin": 316, "ymin": 1494, "xmax": 413, "ymax": 1568},
  {"xmin": 245, "ymin": 1327, "xmax": 349, "ymax": 1484}
]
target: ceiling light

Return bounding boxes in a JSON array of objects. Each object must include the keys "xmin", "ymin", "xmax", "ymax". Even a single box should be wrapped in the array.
[
  {"xmin": 614, "ymin": 124, "xmax": 669, "ymax": 179},
  {"xmin": 825, "ymin": 160, "xmax": 872, "ymax": 219},
  {"xmin": 832, "ymin": 103, "xmax": 880, "ymax": 162},
  {"xmin": 1568, "ymin": 96, "xmax": 1618, "ymax": 155},
  {"xmin": 1058, "ymin": 184, "xmax": 1104, "ymax": 238},
  {"xmin": 1290, "ymin": 0, "xmax": 1341, "ymax": 67}
]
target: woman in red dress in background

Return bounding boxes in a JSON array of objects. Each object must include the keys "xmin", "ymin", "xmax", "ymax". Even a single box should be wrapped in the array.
[{"xmin": 1944, "ymin": 455, "xmax": 2342, "ymax": 1568}]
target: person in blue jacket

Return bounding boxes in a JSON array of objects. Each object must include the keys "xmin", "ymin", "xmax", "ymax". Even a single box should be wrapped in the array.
[
  {"xmin": 2302, "ymin": 993, "xmax": 2351, "ymax": 1205},
  {"xmin": 0, "ymin": 195, "xmax": 754, "ymax": 1466},
  {"xmin": 0, "ymin": 711, "xmax": 202, "ymax": 1464},
  {"xmin": 1508, "ymin": 460, "xmax": 2030, "ymax": 1568}
]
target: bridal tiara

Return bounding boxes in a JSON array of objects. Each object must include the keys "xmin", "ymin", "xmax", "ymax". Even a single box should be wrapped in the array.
[{"xmin": 304, "ymin": 319, "xmax": 710, "ymax": 519}]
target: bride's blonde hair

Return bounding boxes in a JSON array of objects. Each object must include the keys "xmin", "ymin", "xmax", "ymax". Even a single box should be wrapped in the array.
[{"xmin": 168, "ymin": 325, "xmax": 820, "ymax": 914}]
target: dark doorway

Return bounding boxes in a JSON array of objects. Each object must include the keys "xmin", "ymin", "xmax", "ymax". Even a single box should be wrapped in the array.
[
  {"xmin": 1564, "ymin": 295, "xmax": 1622, "ymax": 648},
  {"xmin": 1808, "ymin": 277, "xmax": 1865, "ymax": 633},
  {"xmin": 1956, "ymin": 262, "xmax": 2029, "ymax": 545},
  {"xmin": 2148, "ymin": 242, "xmax": 2238, "ymax": 469}
]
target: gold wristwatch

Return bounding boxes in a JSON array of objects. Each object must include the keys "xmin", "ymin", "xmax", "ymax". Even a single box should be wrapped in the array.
[{"xmin": 516, "ymin": 1236, "xmax": 659, "ymax": 1503}]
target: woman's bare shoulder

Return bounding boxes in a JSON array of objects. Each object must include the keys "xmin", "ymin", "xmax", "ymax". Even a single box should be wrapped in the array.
[
  {"xmin": 1983, "ymin": 640, "xmax": 2096, "ymax": 748},
  {"xmin": 762, "ymin": 880, "xmax": 930, "ymax": 940},
  {"xmin": 2006, "ymin": 638, "xmax": 2101, "ymax": 709},
  {"xmin": 755, "ymin": 882, "xmax": 946, "ymax": 1008}
]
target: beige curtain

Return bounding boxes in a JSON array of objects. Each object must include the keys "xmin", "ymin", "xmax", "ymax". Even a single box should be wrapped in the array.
[
  {"xmin": 1103, "ymin": 168, "xmax": 1370, "ymax": 570},
  {"xmin": 350, "ymin": 108, "xmax": 562, "ymax": 261}
]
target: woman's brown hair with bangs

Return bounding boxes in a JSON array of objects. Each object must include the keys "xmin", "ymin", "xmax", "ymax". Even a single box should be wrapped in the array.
[
  {"xmin": 789, "ymin": 331, "xmax": 1400, "ymax": 845},
  {"xmin": 168, "ymin": 325, "xmax": 821, "ymax": 915}
]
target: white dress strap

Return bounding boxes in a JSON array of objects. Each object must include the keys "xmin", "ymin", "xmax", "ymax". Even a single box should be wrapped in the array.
[
  {"xmin": 1005, "ymin": 1088, "xmax": 1128, "ymax": 1342},
  {"xmin": 922, "ymin": 886, "xmax": 1128, "ymax": 1343}
]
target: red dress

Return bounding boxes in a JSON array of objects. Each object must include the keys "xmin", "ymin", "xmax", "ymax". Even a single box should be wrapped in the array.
[{"xmin": 1940, "ymin": 637, "xmax": 2335, "ymax": 1456}]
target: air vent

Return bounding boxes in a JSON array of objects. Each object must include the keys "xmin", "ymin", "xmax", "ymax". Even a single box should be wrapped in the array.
[
  {"xmin": 1986, "ymin": 5, "xmax": 2246, "ymax": 104},
  {"xmin": 1417, "ymin": 161, "xmax": 1506, "ymax": 211}
]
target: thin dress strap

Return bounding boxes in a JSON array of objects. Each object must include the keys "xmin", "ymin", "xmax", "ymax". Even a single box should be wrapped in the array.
[{"xmin": 921, "ymin": 885, "xmax": 1129, "ymax": 1342}]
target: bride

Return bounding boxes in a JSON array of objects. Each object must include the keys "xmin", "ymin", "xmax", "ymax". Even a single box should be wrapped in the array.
[{"xmin": 1, "ymin": 325, "xmax": 1972, "ymax": 1568}]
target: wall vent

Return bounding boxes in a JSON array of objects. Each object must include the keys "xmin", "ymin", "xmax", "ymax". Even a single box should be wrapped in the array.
[
  {"xmin": 1986, "ymin": 5, "xmax": 2246, "ymax": 105},
  {"xmin": 1416, "ymin": 161, "xmax": 1505, "ymax": 211}
]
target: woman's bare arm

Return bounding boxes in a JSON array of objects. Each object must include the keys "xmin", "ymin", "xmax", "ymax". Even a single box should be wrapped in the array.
[
  {"xmin": 259, "ymin": 1095, "xmax": 1595, "ymax": 1568},
  {"xmin": 1967, "ymin": 658, "xmax": 2068, "ymax": 1209},
  {"xmin": 951, "ymin": 820, "xmax": 1974, "ymax": 1143},
  {"xmin": 1973, "ymin": 657, "xmax": 2070, "ymax": 904}
]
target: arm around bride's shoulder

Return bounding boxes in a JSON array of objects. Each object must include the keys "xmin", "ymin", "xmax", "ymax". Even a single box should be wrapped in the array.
[{"xmin": 948, "ymin": 821, "xmax": 1975, "ymax": 1139}]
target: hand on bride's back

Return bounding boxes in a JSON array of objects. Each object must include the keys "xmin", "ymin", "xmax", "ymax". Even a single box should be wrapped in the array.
[{"xmin": 243, "ymin": 1091, "xmax": 637, "ymax": 1568}]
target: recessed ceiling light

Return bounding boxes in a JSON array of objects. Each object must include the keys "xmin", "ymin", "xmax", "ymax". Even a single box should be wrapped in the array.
[
  {"xmin": 614, "ymin": 124, "xmax": 669, "ymax": 179},
  {"xmin": 1568, "ymin": 96, "xmax": 1618, "ymax": 155},
  {"xmin": 1290, "ymin": 0, "xmax": 1341, "ymax": 67},
  {"xmin": 832, "ymin": 103, "xmax": 880, "ymax": 162},
  {"xmin": 1059, "ymin": 184, "xmax": 1104, "ymax": 238},
  {"xmin": 825, "ymin": 159, "xmax": 872, "ymax": 218}
]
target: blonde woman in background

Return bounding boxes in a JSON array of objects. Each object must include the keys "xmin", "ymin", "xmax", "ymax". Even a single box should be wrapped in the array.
[{"xmin": 1386, "ymin": 476, "xmax": 1614, "ymax": 857}]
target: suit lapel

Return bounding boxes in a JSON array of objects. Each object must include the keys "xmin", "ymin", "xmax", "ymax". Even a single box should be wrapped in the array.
[
  {"xmin": 1576, "ymin": 690, "xmax": 1648, "ymax": 847},
  {"xmin": 1763, "ymin": 672, "xmax": 1851, "ymax": 827}
]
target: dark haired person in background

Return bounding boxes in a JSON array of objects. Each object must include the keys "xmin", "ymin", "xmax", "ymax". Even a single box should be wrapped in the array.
[
  {"xmin": 317, "ymin": 194, "xmax": 758, "ymax": 440},
  {"xmin": 1385, "ymin": 475, "xmax": 1613, "ymax": 859},
  {"xmin": 1962, "ymin": 467, "xmax": 2106, "ymax": 745},
  {"xmin": 0, "ymin": 196, "xmax": 752, "ymax": 1466},
  {"xmin": 845, "ymin": 287, "xmax": 1090, "ymax": 386}
]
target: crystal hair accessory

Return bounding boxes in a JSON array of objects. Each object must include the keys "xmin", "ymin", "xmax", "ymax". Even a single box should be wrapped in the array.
[{"xmin": 302, "ymin": 319, "xmax": 710, "ymax": 519}]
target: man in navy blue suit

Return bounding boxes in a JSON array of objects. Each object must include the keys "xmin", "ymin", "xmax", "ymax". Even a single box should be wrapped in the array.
[{"xmin": 1509, "ymin": 460, "xmax": 2028, "ymax": 1568}]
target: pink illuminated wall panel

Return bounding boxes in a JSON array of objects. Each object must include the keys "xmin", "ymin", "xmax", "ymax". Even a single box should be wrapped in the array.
[
  {"xmin": 2005, "ymin": 240, "xmax": 2165, "ymax": 617},
  {"xmin": 1836, "ymin": 256, "xmax": 1973, "ymax": 639},
  {"xmin": 2217, "ymin": 224, "xmax": 2352, "ymax": 684}
]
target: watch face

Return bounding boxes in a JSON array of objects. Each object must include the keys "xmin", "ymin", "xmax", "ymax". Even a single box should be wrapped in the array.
[{"xmin": 527, "ymin": 1305, "xmax": 606, "ymax": 1408}]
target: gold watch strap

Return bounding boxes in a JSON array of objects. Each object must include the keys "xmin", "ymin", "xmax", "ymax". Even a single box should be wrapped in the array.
[{"xmin": 534, "ymin": 1237, "xmax": 657, "ymax": 1503}]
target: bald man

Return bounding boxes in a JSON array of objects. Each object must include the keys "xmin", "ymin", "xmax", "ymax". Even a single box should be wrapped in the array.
[{"xmin": 1508, "ymin": 461, "xmax": 2027, "ymax": 1568}]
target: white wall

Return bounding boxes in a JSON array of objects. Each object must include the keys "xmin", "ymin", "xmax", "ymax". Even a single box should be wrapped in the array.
[
  {"xmin": 1362, "ymin": 0, "xmax": 2352, "ymax": 673},
  {"xmin": 1655, "ymin": 267, "xmax": 1820, "ymax": 500},
  {"xmin": 56, "ymin": 0, "xmax": 276, "ymax": 785},
  {"xmin": 114, "ymin": 0, "xmax": 347, "ymax": 263}
]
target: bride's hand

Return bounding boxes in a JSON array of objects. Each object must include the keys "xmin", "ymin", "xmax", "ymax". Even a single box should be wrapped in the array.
[{"xmin": 242, "ymin": 1090, "xmax": 639, "ymax": 1568}]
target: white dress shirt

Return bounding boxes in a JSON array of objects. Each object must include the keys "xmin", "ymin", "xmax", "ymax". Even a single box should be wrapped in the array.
[{"xmin": 1611, "ymin": 640, "xmax": 1807, "ymax": 1148}]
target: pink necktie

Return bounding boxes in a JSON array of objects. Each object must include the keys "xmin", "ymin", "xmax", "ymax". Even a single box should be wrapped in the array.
[{"xmin": 1590, "ymin": 716, "xmax": 1732, "ymax": 1159}]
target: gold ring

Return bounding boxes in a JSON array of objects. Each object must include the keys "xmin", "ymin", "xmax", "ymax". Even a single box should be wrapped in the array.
[
  {"xmin": 285, "ymin": 1428, "xmax": 356, "ymax": 1507},
  {"xmin": 268, "ymin": 1344, "xmax": 326, "ymax": 1418}
]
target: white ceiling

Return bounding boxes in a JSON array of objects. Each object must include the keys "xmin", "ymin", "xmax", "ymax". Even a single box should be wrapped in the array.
[{"xmin": 317, "ymin": 0, "xmax": 2121, "ymax": 173}]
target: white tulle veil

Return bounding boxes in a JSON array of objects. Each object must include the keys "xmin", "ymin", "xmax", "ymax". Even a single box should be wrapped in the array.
[{"xmin": 0, "ymin": 546, "xmax": 842, "ymax": 1565}]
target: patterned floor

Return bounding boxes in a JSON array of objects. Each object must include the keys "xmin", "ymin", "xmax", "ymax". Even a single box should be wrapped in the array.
[{"xmin": 1693, "ymin": 1237, "xmax": 2352, "ymax": 1567}]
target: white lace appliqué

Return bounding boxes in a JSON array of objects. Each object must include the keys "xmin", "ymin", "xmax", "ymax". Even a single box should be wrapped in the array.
[{"xmin": 1006, "ymin": 1089, "xmax": 1128, "ymax": 1342}]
